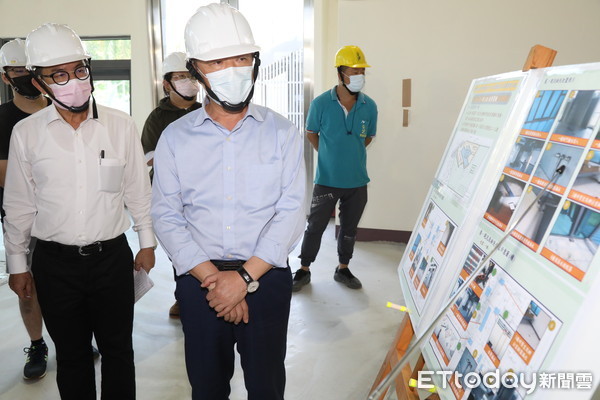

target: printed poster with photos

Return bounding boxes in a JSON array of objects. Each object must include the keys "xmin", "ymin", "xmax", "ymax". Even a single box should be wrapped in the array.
[
  {"xmin": 484, "ymin": 70, "xmax": 600, "ymax": 283},
  {"xmin": 420, "ymin": 64, "xmax": 600, "ymax": 400},
  {"xmin": 436, "ymin": 75, "xmax": 526, "ymax": 205},
  {"xmin": 398, "ymin": 72, "xmax": 531, "ymax": 323},
  {"xmin": 402, "ymin": 198, "xmax": 457, "ymax": 313},
  {"xmin": 428, "ymin": 246, "xmax": 562, "ymax": 400}
]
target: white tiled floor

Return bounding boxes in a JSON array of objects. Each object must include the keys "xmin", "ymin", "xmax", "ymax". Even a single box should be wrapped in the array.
[{"xmin": 0, "ymin": 221, "xmax": 406, "ymax": 400}]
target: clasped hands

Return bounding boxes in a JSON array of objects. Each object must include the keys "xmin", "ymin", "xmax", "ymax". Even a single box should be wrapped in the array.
[{"xmin": 202, "ymin": 270, "xmax": 249, "ymax": 325}]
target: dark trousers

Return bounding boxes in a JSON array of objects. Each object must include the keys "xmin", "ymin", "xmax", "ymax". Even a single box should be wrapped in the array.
[
  {"xmin": 300, "ymin": 184, "xmax": 368, "ymax": 266},
  {"xmin": 32, "ymin": 234, "xmax": 135, "ymax": 400},
  {"xmin": 176, "ymin": 267, "xmax": 292, "ymax": 400}
]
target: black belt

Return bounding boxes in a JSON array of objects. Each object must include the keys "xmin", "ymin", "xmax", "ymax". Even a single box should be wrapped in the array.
[
  {"xmin": 211, "ymin": 260, "xmax": 247, "ymax": 271},
  {"xmin": 36, "ymin": 234, "xmax": 126, "ymax": 257}
]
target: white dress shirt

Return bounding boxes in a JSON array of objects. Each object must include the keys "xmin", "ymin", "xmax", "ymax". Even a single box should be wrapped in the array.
[{"xmin": 3, "ymin": 102, "xmax": 156, "ymax": 274}]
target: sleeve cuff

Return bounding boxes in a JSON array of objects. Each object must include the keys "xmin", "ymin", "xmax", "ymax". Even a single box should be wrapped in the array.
[
  {"xmin": 254, "ymin": 238, "xmax": 284, "ymax": 268},
  {"xmin": 7, "ymin": 254, "xmax": 29, "ymax": 274},
  {"xmin": 169, "ymin": 241, "xmax": 210, "ymax": 276},
  {"xmin": 137, "ymin": 229, "xmax": 157, "ymax": 250},
  {"xmin": 175, "ymin": 256, "xmax": 211, "ymax": 277},
  {"xmin": 144, "ymin": 151, "xmax": 155, "ymax": 163}
]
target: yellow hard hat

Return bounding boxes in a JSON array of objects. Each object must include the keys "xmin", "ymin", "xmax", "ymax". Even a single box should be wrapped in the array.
[{"xmin": 334, "ymin": 45, "xmax": 371, "ymax": 68}]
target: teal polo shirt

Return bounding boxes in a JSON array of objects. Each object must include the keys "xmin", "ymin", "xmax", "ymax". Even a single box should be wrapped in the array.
[{"xmin": 306, "ymin": 86, "xmax": 378, "ymax": 188}]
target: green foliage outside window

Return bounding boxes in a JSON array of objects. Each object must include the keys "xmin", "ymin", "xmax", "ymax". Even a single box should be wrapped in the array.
[
  {"xmin": 84, "ymin": 39, "xmax": 131, "ymax": 60},
  {"xmin": 94, "ymin": 80, "xmax": 130, "ymax": 115}
]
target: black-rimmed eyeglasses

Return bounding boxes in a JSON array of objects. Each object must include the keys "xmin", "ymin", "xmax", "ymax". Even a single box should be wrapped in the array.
[{"xmin": 39, "ymin": 65, "xmax": 90, "ymax": 86}]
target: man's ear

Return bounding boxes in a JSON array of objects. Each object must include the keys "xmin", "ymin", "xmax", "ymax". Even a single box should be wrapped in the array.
[
  {"xmin": 336, "ymin": 67, "xmax": 345, "ymax": 83},
  {"xmin": 163, "ymin": 79, "xmax": 172, "ymax": 94},
  {"xmin": 0, "ymin": 73, "xmax": 10, "ymax": 86}
]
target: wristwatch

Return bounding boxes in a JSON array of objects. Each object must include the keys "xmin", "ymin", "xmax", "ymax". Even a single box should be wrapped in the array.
[{"xmin": 237, "ymin": 266, "xmax": 259, "ymax": 293}]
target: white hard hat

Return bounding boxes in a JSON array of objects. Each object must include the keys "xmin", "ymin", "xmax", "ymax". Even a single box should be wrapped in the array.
[
  {"xmin": 0, "ymin": 38, "xmax": 27, "ymax": 69},
  {"xmin": 162, "ymin": 52, "xmax": 188, "ymax": 76},
  {"xmin": 185, "ymin": 3, "xmax": 260, "ymax": 61},
  {"xmin": 26, "ymin": 23, "xmax": 90, "ymax": 69}
]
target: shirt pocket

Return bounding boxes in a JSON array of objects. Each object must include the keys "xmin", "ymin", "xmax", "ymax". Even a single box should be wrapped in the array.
[
  {"xmin": 244, "ymin": 163, "xmax": 281, "ymax": 209},
  {"xmin": 98, "ymin": 158, "xmax": 126, "ymax": 193}
]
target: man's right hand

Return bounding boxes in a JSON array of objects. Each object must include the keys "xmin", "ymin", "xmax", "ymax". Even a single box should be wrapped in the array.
[{"xmin": 9, "ymin": 272, "xmax": 33, "ymax": 299}]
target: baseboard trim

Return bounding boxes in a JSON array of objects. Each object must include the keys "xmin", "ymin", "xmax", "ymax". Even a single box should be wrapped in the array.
[{"xmin": 335, "ymin": 225, "xmax": 412, "ymax": 243}]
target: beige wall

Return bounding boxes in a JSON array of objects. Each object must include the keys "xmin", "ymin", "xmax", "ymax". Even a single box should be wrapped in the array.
[
  {"xmin": 317, "ymin": 0, "xmax": 600, "ymax": 233},
  {"xmin": 0, "ymin": 0, "xmax": 153, "ymax": 130}
]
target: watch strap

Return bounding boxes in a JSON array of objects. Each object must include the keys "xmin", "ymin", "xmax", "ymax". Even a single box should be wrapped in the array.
[{"xmin": 237, "ymin": 266, "xmax": 254, "ymax": 285}]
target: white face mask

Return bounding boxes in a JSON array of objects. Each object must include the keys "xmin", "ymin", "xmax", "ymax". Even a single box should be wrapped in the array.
[
  {"xmin": 172, "ymin": 78, "xmax": 200, "ymax": 98},
  {"xmin": 49, "ymin": 78, "xmax": 92, "ymax": 110},
  {"xmin": 343, "ymin": 73, "xmax": 365, "ymax": 93},
  {"xmin": 203, "ymin": 66, "xmax": 254, "ymax": 105}
]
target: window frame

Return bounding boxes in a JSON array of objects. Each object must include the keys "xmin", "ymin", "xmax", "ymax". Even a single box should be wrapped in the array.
[
  {"xmin": 0, "ymin": 36, "xmax": 132, "ymax": 114},
  {"xmin": 82, "ymin": 36, "xmax": 132, "ymax": 115}
]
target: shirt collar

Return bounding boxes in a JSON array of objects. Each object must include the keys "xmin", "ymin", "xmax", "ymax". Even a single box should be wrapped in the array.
[
  {"xmin": 44, "ymin": 97, "xmax": 97, "ymax": 127},
  {"xmin": 193, "ymin": 96, "xmax": 265, "ymax": 128},
  {"xmin": 329, "ymin": 85, "xmax": 366, "ymax": 104}
]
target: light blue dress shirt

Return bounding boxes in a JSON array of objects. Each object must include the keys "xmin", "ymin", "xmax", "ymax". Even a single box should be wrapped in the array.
[{"xmin": 151, "ymin": 100, "xmax": 306, "ymax": 276}]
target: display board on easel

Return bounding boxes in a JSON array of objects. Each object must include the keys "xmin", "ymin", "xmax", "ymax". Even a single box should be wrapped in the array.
[
  {"xmin": 375, "ymin": 67, "xmax": 540, "ymax": 400},
  {"xmin": 421, "ymin": 63, "xmax": 600, "ymax": 400},
  {"xmin": 397, "ymin": 69, "xmax": 539, "ymax": 332},
  {"xmin": 382, "ymin": 58, "xmax": 600, "ymax": 400}
]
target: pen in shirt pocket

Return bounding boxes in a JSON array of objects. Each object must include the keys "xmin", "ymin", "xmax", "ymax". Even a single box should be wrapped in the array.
[{"xmin": 100, "ymin": 150, "xmax": 105, "ymax": 164}]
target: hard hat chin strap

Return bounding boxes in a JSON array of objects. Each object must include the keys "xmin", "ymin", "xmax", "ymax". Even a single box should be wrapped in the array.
[
  {"xmin": 32, "ymin": 59, "xmax": 97, "ymax": 117},
  {"xmin": 165, "ymin": 74, "xmax": 196, "ymax": 102},
  {"xmin": 34, "ymin": 75, "xmax": 91, "ymax": 114},
  {"xmin": 171, "ymin": 87, "xmax": 196, "ymax": 102},
  {"xmin": 342, "ymin": 83, "xmax": 359, "ymax": 96},
  {"xmin": 5, "ymin": 75, "xmax": 42, "ymax": 100},
  {"xmin": 186, "ymin": 52, "xmax": 261, "ymax": 113}
]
